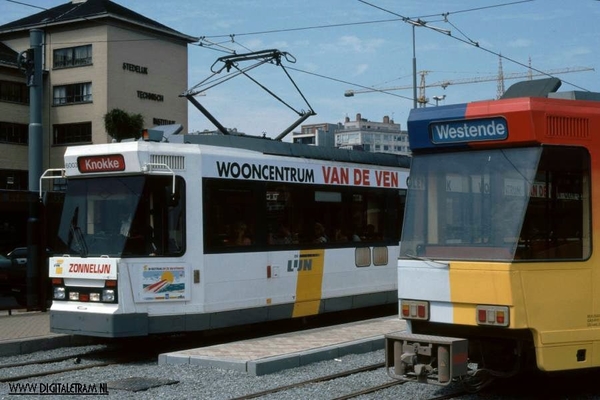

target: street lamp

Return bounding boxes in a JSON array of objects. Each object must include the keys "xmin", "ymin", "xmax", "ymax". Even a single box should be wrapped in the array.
[
  {"xmin": 433, "ymin": 95, "xmax": 446, "ymax": 106},
  {"xmin": 405, "ymin": 19, "xmax": 450, "ymax": 109},
  {"xmin": 343, "ymin": 19, "xmax": 450, "ymax": 106},
  {"xmin": 412, "ymin": 24, "xmax": 417, "ymax": 109}
]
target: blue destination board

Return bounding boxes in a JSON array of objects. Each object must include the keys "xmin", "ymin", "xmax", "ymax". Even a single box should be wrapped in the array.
[{"xmin": 429, "ymin": 117, "xmax": 508, "ymax": 144}]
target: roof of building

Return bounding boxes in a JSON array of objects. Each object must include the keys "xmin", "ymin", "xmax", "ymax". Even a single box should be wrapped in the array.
[
  {"xmin": 0, "ymin": 0, "xmax": 198, "ymax": 43},
  {"xmin": 0, "ymin": 42, "xmax": 19, "ymax": 68}
]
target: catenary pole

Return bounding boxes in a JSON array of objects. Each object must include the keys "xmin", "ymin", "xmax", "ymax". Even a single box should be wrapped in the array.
[{"xmin": 26, "ymin": 29, "xmax": 43, "ymax": 309}]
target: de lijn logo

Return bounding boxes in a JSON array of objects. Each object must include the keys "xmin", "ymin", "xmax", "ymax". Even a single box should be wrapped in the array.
[{"xmin": 429, "ymin": 117, "xmax": 508, "ymax": 144}]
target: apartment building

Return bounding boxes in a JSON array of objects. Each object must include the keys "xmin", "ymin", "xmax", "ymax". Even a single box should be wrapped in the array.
[
  {"xmin": 291, "ymin": 113, "xmax": 410, "ymax": 156},
  {"xmin": 0, "ymin": 0, "xmax": 197, "ymax": 190},
  {"xmin": 292, "ymin": 122, "xmax": 340, "ymax": 147},
  {"xmin": 336, "ymin": 114, "xmax": 410, "ymax": 156}
]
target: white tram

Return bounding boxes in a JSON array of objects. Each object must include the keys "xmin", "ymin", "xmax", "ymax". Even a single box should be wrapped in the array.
[{"xmin": 46, "ymin": 133, "xmax": 410, "ymax": 337}]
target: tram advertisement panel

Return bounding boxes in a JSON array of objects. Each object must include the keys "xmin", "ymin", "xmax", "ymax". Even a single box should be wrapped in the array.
[
  {"xmin": 203, "ymin": 154, "xmax": 407, "ymax": 189},
  {"xmin": 130, "ymin": 263, "xmax": 189, "ymax": 302}
]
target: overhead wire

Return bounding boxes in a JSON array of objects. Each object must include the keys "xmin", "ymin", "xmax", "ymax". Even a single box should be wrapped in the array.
[
  {"xmin": 199, "ymin": 18, "xmax": 403, "ymax": 39},
  {"xmin": 4, "ymin": 0, "xmax": 200, "ymax": 48},
  {"xmin": 285, "ymin": 66, "xmax": 414, "ymax": 102},
  {"xmin": 195, "ymin": 0, "xmax": 590, "ymax": 98},
  {"xmin": 415, "ymin": 1, "xmax": 534, "ymax": 19},
  {"xmin": 5, "ymin": 0, "xmax": 47, "ymax": 11},
  {"xmin": 6, "ymin": 0, "xmax": 591, "ymax": 96},
  {"xmin": 357, "ymin": 0, "xmax": 589, "ymax": 92}
]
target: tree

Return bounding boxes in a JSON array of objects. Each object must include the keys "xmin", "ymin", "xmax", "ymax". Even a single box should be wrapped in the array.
[{"xmin": 103, "ymin": 108, "xmax": 144, "ymax": 142}]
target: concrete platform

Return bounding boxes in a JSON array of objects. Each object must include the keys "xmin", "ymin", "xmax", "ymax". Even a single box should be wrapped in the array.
[
  {"xmin": 0, "ymin": 302, "xmax": 408, "ymax": 372},
  {"xmin": 158, "ymin": 316, "xmax": 407, "ymax": 376},
  {"xmin": 0, "ymin": 307, "xmax": 98, "ymax": 357}
]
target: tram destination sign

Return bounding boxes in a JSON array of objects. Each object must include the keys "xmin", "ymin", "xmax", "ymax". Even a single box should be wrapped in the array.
[
  {"xmin": 77, "ymin": 154, "xmax": 125, "ymax": 173},
  {"xmin": 429, "ymin": 117, "xmax": 508, "ymax": 144}
]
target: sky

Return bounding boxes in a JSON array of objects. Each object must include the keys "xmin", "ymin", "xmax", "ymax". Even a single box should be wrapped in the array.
[{"xmin": 1, "ymin": 0, "xmax": 599, "ymax": 138}]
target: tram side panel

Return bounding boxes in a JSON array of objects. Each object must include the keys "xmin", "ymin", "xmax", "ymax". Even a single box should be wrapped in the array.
[{"xmin": 48, "ymin": 140, "xmax": 408, "ymax": 337}]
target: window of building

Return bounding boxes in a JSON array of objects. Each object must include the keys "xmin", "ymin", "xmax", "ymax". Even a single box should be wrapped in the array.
[
  {"xmin": 294, "ymin": 137, "xmax": 315, "ymax": 145},
  {"xmin": 53, "ymin": 122, "xmax": 92, "ymax": 145},
  {"xmin": 0, "ymin": 122, "xmax": 28, "ymax": 145},
  {"xmin": 53, "ymin": 45, "xmax": 92, "ymax": 68},
  {"xmin": 53, "ymin": 83, "xmax": 92, "ymax": 105},
  {"xmin": 0, "ymin": 169, "xmax": 28, "ymax": 190},
  {"xmin": 0, "ymin": 80, "xmax": 29, "ymax": 104}
]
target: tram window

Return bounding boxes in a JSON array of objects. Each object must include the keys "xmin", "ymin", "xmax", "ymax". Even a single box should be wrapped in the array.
[
  {"xmin": 266, "ymin": 185, "xmax": 299, "ymax": 245},
  {"xmin": 204, "ymin": 180, "xmax": 257, "ymax": 249},
  {"xmin": 264, "ymin": 183, "xmax": 402, "ymax": 247},
  {"xmin": 122, "ymin": 176, "xmax": 186, "ymax": 257},
  {"xmin": 203, "ymin": 178, "xmax": 403, "ymax": 253},
  {"xmin": 55, "ymin": 175, "xmax": 185, "ymax": 258},
  {"xmin": 515, "ymin": 146, "xmax": 590, "ymax": 261},
  {"xmin": 400, "ymin": 146, "xmax": 589, "ymax": 262}
]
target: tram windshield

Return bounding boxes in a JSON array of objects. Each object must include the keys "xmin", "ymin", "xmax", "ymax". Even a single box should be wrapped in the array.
[
  {"xmin": 400, "ymin": 146, "xmax": 590, "ymax": 262},
  {"xmin": 55, "ymin": 176, "xmax": 185, "ymax": 257}
]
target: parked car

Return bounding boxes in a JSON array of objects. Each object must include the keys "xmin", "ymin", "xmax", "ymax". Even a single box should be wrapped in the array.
[
  {"xmin": 0, "ymin": 254, "xmax": 12, "ymax": 269},
  {"xmin": 6, "ymin": 247, "xmax": 27, "ymax": 265},
  {"xmin": 0, "ymin": 253, "xmax": 26, "ymax": 305},
  {"xmin": 1, "ymin": 247, "xmax": 53, "ymax": 308}
]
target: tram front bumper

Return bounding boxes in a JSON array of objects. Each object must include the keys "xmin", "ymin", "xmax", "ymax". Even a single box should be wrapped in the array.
[
  {"xmin": 50, "ymin": 310, "xmax": 148, "ymax": 338},
  {"xmin": 385, "ymin": 331, "xmax": 468, "ymax": 386}
]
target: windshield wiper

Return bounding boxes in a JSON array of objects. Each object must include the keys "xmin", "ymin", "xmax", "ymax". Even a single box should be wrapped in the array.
[
  {"xmin": 67, "ymin": 207, "xmax": 88, "ymax": 256},
  {"xmin": 69, "ymin": 225, "xmax": 88, "ymax": 256},
  {"xmin": 404, "ymin": 252, "xmax": 449, "ymax": 269}
]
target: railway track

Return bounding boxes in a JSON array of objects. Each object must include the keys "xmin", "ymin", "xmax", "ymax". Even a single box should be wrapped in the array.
[
  {"xmin": 0, "ymin": 347, "xmax": 134, "ymax": 383},
  {"xmin": 230, "ymin": 362, "xmax": 386, "ymax": 399},
  {"xmin": 229, "ymin": 361, "xmax": 469, "ymax": 400}
]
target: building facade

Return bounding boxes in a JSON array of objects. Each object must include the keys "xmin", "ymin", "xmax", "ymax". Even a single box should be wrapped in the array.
[
  {"xmin": 0, "ymin": 43, "xmax": 29, "ymax": 189},
  {"xmin": 292, "ymin": 114, "xmax": 410, "ymax": 156},
  {"xmin": 292, "ymin": 113, "xmax": 410, "ymax": 156},
  {"xmin": 336, "ymin": 114, "xmax": 410, "ymax": 155},
  {"xmin": 0, "ymin": 0, "xmax": 197, "ymax": 190},
  {"xmin": 292, "ymin": 122, "xmax": 340, "ymax": 147}
]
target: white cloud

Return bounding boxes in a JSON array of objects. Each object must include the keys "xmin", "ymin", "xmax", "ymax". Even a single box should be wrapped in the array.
[
  {"xmin": 320, "ymin": 35, "xmax": 385, "ymax": 54},
  {"xmin": 508, "ymin": 39, "xmax": 532, "ymax": 48},
  {"xmin": 340, "ymin": 35, "xmax": 385, "ymax": 53},
  {"xmin": 302, "ymin": 62, "xmax": 319, "ymax": 72},
  {"xmin": 238, "ymin": 38, "xmax": 264, "ymax": 51},
  {"xmin": 271, "ymin": 41, "xmax": 290, "ymax": 50},
  {"xmin": 564, "ymin": 46, "xmax": 592, "ymax": 58},
  {"xmin": 354, "ymin": 64, "xmax": 369, "ymax": 76}
]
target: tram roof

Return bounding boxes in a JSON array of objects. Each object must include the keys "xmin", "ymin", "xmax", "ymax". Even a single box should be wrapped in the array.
[
  {"xmin": 168, "ymin": 133, "xmax": 411, "ymax": 169},
  {"xmin": 406, "ymin": 78, "xmax": 600, "ymax": 153}
]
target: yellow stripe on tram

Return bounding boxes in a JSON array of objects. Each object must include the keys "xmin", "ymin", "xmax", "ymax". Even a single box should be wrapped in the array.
[{"xmin": 292, "ymin": 249, "xmax": 325, "ymax": 318}]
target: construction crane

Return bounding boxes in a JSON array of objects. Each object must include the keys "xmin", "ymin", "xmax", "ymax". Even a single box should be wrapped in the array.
[{"xmin": 344, "ymin": 57, "xmax": 594, "ymax": 107}]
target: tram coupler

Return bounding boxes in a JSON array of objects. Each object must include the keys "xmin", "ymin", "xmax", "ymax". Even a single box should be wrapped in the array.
[{"xmin": 385, "ymin": 332, "xmax": 468, "ymax": 386}]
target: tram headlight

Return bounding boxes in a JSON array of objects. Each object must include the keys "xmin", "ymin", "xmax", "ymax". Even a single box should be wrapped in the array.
[
  {"xmin": 89, "ymin": 293, "xmax": 101, "ymax": 302},
  {"xmin": 102, "ymin": 289, "xmax": 115, "ymax": 302},
  {"xmin": 69, "ymin": 292, "xmax": 80, "ymax": 301},
  {"xmin": 53, "ymin": 287, "xmax": 66, "ymax": 300}
]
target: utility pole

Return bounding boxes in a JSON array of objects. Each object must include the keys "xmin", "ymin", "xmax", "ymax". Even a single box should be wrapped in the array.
[
  {"xmin": 411, "ymin": 24, "xmax": 417, "ymax": 109},
  {"xmin": 20, "ymin": 29, "xmax": 44, "ymax": 309},
  {"xmin": 405, "ymin": 19, "xmax": 450, "ymax": 109}
]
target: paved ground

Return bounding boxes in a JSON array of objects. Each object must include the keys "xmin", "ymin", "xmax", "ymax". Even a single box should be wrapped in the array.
[
  {"xmin": 0, "ymin": 297, "xmax": 96, "ymax": 357},
  {"xmin": 0, "ymin": 300, "xmax": 407, "ymax": 376},
  {"xmin": 160, "ymin": 316, "xmax": 406, "ymax": 376}
]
